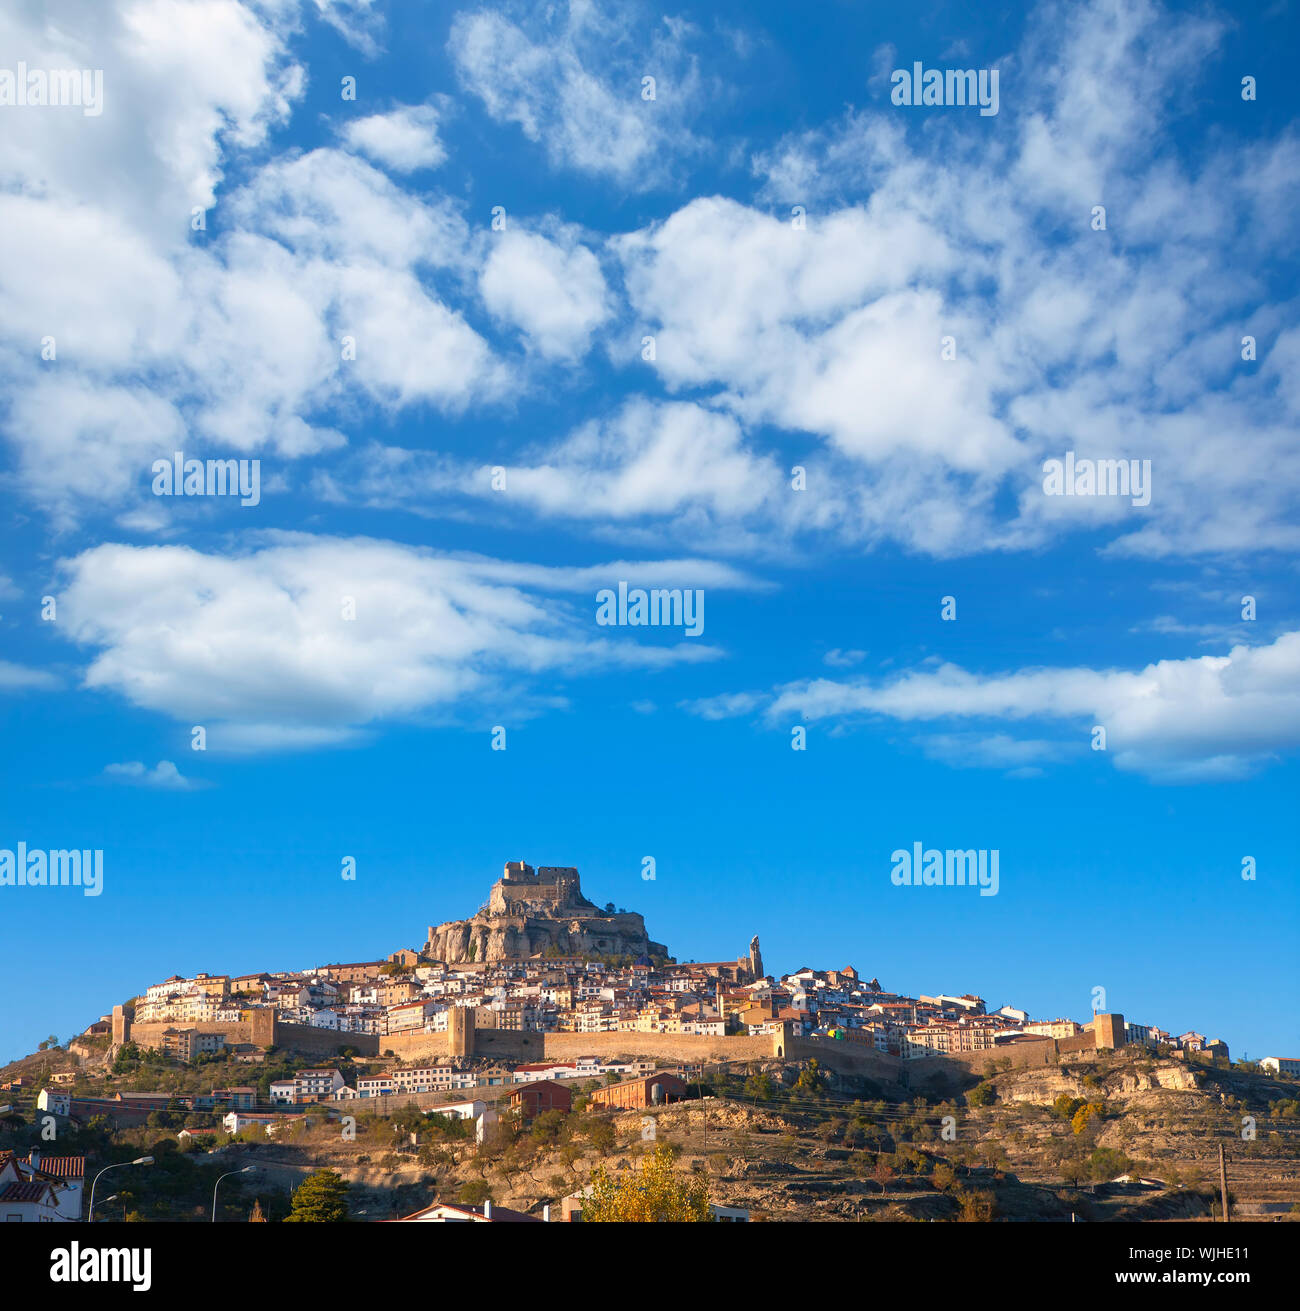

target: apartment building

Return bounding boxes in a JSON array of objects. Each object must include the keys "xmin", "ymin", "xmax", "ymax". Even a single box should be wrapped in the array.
[
  {"xmin": 1261, "ymin": 1056, "xmax": 1300, "ymax": 1077},
  {"xmin": 1024, "ymin": 1018, "xmax": 1083, "ymax": 1039}
]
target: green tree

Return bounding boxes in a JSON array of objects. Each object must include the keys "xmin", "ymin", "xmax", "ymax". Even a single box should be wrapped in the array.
[
  {"xmin": 743, "ymin": 1073, "xmax": 776, "ymax": 1101},
  {"xmin": 530, "ymin": 1109, "xmax": 568, "ymax": 1148},
  {"xmin": 583, "ymin": 1144, "xmax": 711, "ymax": 1222},
  {"xmin": 795, "ymin": 1059, "xmax": 828, "ymax": 1093},
  {"xmin": 955, "ymin": 1187, "xmax": 997, "ymax": 1221},
  {"xmin": 586, "ymin": 1118, "xmax": 616, "ymax": 1154},
  {"xmin": 1087, "ymin": 1147, "xmax": 1132, "ymax": 1182},
  {"xmin": 456, "ymin": 1178, "xmax": 491, "ymax": 1206},
  {"xmin": 284, "ymin": 1169, "xmax": 350, "ymax": 1223}
]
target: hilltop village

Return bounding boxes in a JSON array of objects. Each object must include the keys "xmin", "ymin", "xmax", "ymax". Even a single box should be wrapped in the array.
[
  {"xmin": 6, "ymin": 862, "xmax": 1292, "ymax": 1226},
  {"xmin": 52, "ymin": 861, "xmax": 1232, "ymax": 1106}
]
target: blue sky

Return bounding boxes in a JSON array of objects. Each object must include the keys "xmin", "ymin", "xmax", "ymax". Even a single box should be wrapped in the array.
[{"xmin": 1, "ymin": 0, "xmax": 1297, "ymax": 1064}]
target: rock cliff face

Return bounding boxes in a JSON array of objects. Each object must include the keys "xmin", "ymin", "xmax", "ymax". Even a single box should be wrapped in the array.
[
  {"xmin": 994, "ymin": 1061, "xmax": 1202, "ymax": 1104},
  {"xmin": 424, "ymin": 862, "xmax": 668, "ymax": 964}
]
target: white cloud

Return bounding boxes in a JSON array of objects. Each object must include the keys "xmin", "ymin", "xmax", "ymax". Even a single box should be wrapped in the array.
[
  {"xmin": 917, "ymin": 733, "xmax": 1073, "ymax": 776},
  {"xmin": 602, "ymin": 0, "xmax": 1300, "ymax": 558},
  {"xmin": 56, "ymin": 535, "xmax": 741, "ymax": 750},
  {"xmin": 2, "ymin": 0, "xmax": 1296, "ymax": 571},
  {"xmin": 0, "ymin": 142, "xmax": 505, "ymax": 521},
  {"xmin": 340, "ymin": 104, "xmax": 447, "ymax": 172},
  {"xmin": 306, "ymin": 0, "xmax": 387, "ymax": 57},
  {"xmin": 618, "ymin": 198, "xmax": 1014, "ymax": 469},
  {"xmin": 0, "ymin": 660, "xmax": 59, "ymax": 691},
  {"xmin": 0, "ymin": 0, "xmax": 302, "ymax": 240},
  {"xmin": 308, "ymin": 399, "xmax": 845, "ymax": 560},
  {"xmin": 103, "ymin": 759, "xmax": 200, "ymax": 790},
  {"xmin": 499, "ymin": 400, "xmax": 777, "ymax": 518},
  {"xmin": 679, "ymin": 690, "xmax": 765, "ymax": 721},
  {"xmin": 448, "ymin": 0, "xmax": 702, "ymax": 184},
  {"xmin": 763, "ymin": 631, "xmax": 1300, "ymax": 781},
  {"xmin": 480, "ymin": 229, "xmax": 610, "ymax": 360}
]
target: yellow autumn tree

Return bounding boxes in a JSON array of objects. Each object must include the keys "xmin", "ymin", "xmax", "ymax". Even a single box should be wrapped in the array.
[
  {"xmin": 582, "ymin": 1144, "xmax": 712, "ymax": 1222},
  {"xmin": 1071, "ymin": 1101, "xmax": 1105, "ymax": 1135}
]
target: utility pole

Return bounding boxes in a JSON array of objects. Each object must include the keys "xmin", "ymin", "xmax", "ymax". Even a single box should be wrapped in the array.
[{"xmin": 1218, "ymin": 1143, "xmax": 1230, "ymax": 1223}]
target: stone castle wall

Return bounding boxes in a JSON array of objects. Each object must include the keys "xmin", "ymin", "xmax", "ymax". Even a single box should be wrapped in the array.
[
  {"xmin": 124, "ymin": 1013, "xmax": 379, "ymax": 1059},
  {"xmin": 543, "ymin": 1031, "xmax": 774, "ymax": 1064},
  {"xmin": 383, "ymin": 1027, "xmax": 541, "ymax": 1063}
]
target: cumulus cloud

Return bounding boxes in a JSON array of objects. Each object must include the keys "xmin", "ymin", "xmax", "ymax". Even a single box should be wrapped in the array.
[
  {"xmin": 339, "ymin": 104, "xmax": 447, "ymax": 172},
  {"xmin": 0, "ymin": 142, "xmax": 504, "ymax": 522},
  {"xmin": 55, "ymin": 535, "xmax": 749, "ymax": 751},
  {"xmin": 103, "ymin": 759, "xmax": 200, "ymax": 790},
  {"xmin": 0, "ymin": 0, "xmax": 1294, "ymax": 636},
  {"xmin": 603, "ymin": 0, "xmax": 1300, "ymax": 557},
  {"xmin": 4, "ymin": 0, "xmax": 1295, "ymax": 567},
  {"xmin": 0, "ymin": 0, "xmax": 302, "ymax": 240},
  {"xmin": 762, "ymin": 631, "xmax": 1300, "ymax": 781},
  {"xmin": 0, "ymin": 0, "xmax": 511, "ymax": 526},
  {"xmin": 617, "ymin": 197, "xmax": 1013, "ymax": 473},
  {"xmin": 309, "ymin": 399, "xmax": 796, "ymax": 553},
  {"xmin": 479, "ymin": 228, "xmax": 610, "ymax": 360}
]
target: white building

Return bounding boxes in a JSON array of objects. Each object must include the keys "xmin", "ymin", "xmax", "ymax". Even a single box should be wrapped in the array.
[
  {"xmin": 1260, "ymin": 1056, "xmax": 1300, "ymax": 1077},
  {"xmin": 0, "ymin": 1152, "xmax": 84, "ymax": 1222},
  {"xmin": 36, "ymin": 1089, "xmax": 71, "ymax": 1116}
]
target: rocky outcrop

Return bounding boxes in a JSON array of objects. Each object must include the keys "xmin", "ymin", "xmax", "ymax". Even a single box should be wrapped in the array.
[
  {"xmin": 424, "ymin": 861, "xmax": 668, "ymax": 964},
  {"xmin": 993, "ymin": 1060, "xmax": 1202, "ymax": 1105}
]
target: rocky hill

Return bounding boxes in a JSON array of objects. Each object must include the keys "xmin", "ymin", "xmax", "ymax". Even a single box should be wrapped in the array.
[
  {"xmin": 5, "ymin": 1042, "xmax": 1297, "ymax": 1223},
  {"xmin": 129, "ymin": 1048, "xmax": 1297, "ymax": 1224},
  {"xmin": 423, "ymin": 861, "xmax": 668, "ymax": 964}
]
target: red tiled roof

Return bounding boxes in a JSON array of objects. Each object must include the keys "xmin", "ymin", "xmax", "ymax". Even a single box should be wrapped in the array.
[
  {"xmin": 0, "ymin": 1181, "xmax": 53, "ymax": 1203},
  {"xmin": 26, "ymin": 1155, "xmax": 85, "ymax": 1178}
]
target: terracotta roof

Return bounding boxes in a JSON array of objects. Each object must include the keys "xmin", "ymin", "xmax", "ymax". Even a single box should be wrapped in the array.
[
  {"xmin": 507, "ymin": 1079, "xmax": 569, "ymax": 1095},
  {"xmin": 26, "ymin": 1155, "xmax": 85, "ymax": 1178},
  {"xmin": 0, "ymin": 1181, "xmax": 53, "ymax": 1203}
]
